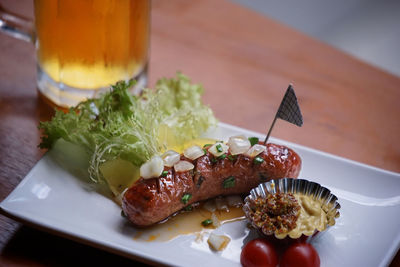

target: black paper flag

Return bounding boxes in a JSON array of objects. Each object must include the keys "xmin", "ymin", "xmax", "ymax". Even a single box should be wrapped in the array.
[{"xmin": 264, "ymin": 85, "xmax": 303, "ymax": 144}]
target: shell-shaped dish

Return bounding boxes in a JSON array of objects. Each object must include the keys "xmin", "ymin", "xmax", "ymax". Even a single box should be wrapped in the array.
[{"xmin": 243, "ymin": 178, "xmax": 341, "ymax": 240}]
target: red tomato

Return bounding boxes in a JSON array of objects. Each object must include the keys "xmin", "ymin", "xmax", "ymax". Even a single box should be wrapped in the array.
[
  {"xmin": 281, "ymin": 242, "xmax": 320, "ymax": 267},
  {"xmin": 240, "ymin": 238, "xmax": 278, "ymax": 267}
]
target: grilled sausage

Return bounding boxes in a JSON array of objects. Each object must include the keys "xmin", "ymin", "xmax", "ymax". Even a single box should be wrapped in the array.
[{"xmin": 122, "ymin": 143, "xmax": 301, "ymax": 226}]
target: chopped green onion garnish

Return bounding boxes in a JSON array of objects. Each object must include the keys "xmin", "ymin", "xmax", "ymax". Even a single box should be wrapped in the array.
[
  {"xmin": 161, "ymin": 170, "xmax": 168, "ymax": 177},
  {"xmin": 217, "ymin": 154, "xmax": 227, "ymax": 160},
  {"xmin": 216, "ymin": 143, "xmax": 223, "ymax": 152},
  {"xmin": 181, "ymin": 193, "xmax": 192, "ymax": 204},
  {"xmin": 254, "ymin": 156, "xmax": 264, "ymax": 164},
  {"xmin": 203, "ymin": 144, "xmax": 212, "ymax": 148},
  {"xmin": 211, "ymin": 157, "xmax": 217, "ymax": 164},
  {"xmin": 203, "ymin": 148, "xmax": 207, "ymax": 155},
  {"xmin": 227, "ymin": 155, "xmax": 237, "ymax": 161},
  {"xmin": 201, "ymin": 219, "xmax": 213, "ymax": 226},
  {"xmin": 248, "ymin": 137, "xmax": 259, "ymax": 146},
  {"xmin": 184, "ymin": 205, "xmax": 193, "ymax": 211},
  {"xmin": 223, "ymin": 176, "xmax": 235, "ymax": 189}
]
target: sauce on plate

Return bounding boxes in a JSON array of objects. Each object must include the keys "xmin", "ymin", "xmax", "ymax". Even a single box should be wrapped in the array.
[{"xmin": 133, "ymin": 203, "xmax": 245, "ymax": 242}]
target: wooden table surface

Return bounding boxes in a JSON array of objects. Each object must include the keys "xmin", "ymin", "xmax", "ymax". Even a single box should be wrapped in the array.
[{"xmin": 1, "ymin": 0, "xmax": 399, "ymax": 266}]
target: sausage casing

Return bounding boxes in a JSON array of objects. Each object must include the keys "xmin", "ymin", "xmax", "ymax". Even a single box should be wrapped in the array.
[{"xmin": 122, "ymin": 143, "xmax": 301, "ymax": 226}]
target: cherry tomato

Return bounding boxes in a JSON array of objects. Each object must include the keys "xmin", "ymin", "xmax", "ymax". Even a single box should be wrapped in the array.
[
  {"xmin": 240, "ymin": 238, "xmax": 278, "ymax": 267},
  {"xmin": 281, "ymin": 242, "xmax": 320, "ymax": 267}
]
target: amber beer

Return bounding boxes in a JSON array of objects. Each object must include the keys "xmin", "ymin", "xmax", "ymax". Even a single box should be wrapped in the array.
[{"xmin": 34, "ymin": 0, "xmax": 150, "ymax": 107}]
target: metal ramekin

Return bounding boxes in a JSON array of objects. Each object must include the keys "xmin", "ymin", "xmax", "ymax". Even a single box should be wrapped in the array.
[{"xmin": 243, "ymin": 178, "xmax": 340, "ymax": 242}]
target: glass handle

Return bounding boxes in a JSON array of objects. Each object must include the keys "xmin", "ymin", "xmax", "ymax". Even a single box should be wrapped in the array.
[{"xmin": 0, "ymin": 3, "xmax": 34, "ymax": 43}]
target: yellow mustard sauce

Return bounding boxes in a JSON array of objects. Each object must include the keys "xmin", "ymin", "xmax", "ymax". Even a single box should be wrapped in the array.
[{"xmin": 276, "ymin": 194, "xmax": 329, "ymax": 239}]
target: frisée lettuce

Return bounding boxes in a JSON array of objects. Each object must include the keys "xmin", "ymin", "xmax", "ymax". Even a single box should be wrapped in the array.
[{"xmin": 39, "ymin": 73, "xmax": 217, "ymax": 194}]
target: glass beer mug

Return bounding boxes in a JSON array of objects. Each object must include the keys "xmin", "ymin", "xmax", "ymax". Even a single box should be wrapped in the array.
[{"xmin": 0, "ymin": 0, "xmax": 150, "ymax": 107}]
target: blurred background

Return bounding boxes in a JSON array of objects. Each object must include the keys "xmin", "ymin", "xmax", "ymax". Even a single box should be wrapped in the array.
[
  {"xmin": 2, "ymin": 0, "xmax": 399, "ymax": 77},
  {"xmin": 234, "ymin": 0, "xmax": 400, "ymax": 77}
]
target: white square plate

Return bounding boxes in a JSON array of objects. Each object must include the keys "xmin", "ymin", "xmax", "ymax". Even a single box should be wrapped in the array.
[{"xmin": 1, "ymin": 122, "xmax": 400, "ymax": 266}]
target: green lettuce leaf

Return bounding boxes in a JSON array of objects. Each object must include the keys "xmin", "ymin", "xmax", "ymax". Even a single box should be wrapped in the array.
[{"xmin": 39, "ymin": 73, "xmax": 217, "ymax": 188}]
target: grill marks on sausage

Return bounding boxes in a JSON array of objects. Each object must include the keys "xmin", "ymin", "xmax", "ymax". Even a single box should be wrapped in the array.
[
  {"xmin": 155, "ymin": 177, "xmax": 161, "ymax": 194},
  {"xmin": 195, "ymin": 175, "xmax": 205, "ymax": 188},
  {"xmin": 259, "ymin": 172, "xmax": 269, "ymax": 182},
  {"xmin": 122, "ymin": 143, "xmax": 302, "ymax": 226}
]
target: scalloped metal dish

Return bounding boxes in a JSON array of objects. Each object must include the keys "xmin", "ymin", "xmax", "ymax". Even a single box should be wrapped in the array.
[{"xmin": 243, "ymin": 178, "xmax": 341, "ymax": 239}]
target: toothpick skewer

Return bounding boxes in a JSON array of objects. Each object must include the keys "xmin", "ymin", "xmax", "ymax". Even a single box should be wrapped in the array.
[{"xmin": 264, "ymin": 116, "xmax": 278, "ymax": 145}]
